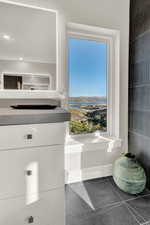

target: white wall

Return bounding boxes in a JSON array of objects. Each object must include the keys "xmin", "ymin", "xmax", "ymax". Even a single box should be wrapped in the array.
[{"xmin": 2, "ymin": 0, "xmax": 130, "ymax": 179}]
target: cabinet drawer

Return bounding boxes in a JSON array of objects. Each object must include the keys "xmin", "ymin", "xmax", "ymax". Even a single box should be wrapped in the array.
[
  {"xmin": 0, "ymin": 123, "xmax": 66, "ymax": 150},
  {"xmin": 0, "ymin": 146, "xmax": 64, "ymax": 199},
  {"xmin": 0, "ymin": 188, "xmax": 64, "ymax": 225}
]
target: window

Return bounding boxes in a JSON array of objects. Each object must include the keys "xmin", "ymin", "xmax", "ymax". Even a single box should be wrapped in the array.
[
  {"xmin": 68, "ymin": 38, "xmax": 107, "ymax": 135},
  {"xmin": 67, "ymin": 23, "xmax": 120, "ymax": 138}
]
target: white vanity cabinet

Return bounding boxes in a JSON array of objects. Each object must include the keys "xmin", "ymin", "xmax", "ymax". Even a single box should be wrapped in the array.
[{"xmin": 0, "ymin": 122, "xmax": 66, "ymax": 225}]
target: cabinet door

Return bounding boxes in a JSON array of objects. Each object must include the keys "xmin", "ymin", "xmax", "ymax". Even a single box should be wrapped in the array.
[
  {"xmin": 0, "ymin": 146, "xmax": 64, "ymax": 199},
  {"xmin": 0, "ymin": 188, "xmax": 65, "ymax": 225},
  {"xmin": 0, "ymin": 123, "xmax": 66, "ymax": 150}
]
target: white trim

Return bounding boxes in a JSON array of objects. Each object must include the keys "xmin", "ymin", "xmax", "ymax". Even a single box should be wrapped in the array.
[
  {"xmin": 0, "ymin": 0, "xmax": 57, "ymax": 13},
  {"xmin": 0, "ymin": 57, "xmax": 56, "ymax": 64},
  {"xmin": 67, "ymin": 22, "xmax": 120, "ymax": 139},
  {"xmin": 65, "ymin": 164, "xmax": 113, "ymax": 184},
  {"xmin": 0, "ymin": 0, "xmax": 61, "ymax": 99}
]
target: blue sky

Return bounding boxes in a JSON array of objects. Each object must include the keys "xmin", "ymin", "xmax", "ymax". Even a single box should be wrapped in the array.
[{"xmin": 69, "ymin": 38, "xmax": 107, "ymax": 97}]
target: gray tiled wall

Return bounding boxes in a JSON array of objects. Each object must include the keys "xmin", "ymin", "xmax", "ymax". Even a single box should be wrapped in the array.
[{"xmin": 129, "ymin": 0, "xmax": 150, "ymax": 187}]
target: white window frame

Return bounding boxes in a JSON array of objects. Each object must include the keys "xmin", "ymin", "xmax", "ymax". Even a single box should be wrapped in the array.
[{"xmin": 66, "ymin": 23, "xmax": 120, "ymax": 139}]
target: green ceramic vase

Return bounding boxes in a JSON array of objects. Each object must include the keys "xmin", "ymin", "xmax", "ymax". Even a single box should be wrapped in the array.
[{"xmin": 113, "ymin": 153, "xmax": 146, "ymax": 195}]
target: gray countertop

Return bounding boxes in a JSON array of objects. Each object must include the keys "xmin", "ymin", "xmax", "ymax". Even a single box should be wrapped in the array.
[{"xmin": 0, "ymin": 107, "xmax": 71, "ymax": 126}]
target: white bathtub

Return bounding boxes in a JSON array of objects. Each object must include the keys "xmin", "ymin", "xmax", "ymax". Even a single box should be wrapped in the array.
[{"xmin": 65, "ymin": 134, "xmax": 122, "ymax": 183}]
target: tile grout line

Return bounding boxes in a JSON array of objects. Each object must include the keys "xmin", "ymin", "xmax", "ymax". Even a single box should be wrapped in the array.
[
  {"xmin": 108, "ymin": 180, "xmax": 142, "ymax": 224},
  {"xmin": 82, "ymin": 178, "xmax": 150, "ymax": 204},
  {"xmin": 108, "ymin": 179, "xmax": 147, "ymax": 224},
  {"xmin": 80, "ymin": 178, "xmax": 150, "ymax": 217},
  {"xmin": 125, "ymin": 202, "xmax": 141, "ymax": 225},
  {"xmin": 108, "ymin": 179, "xmax": 150, "ymax": 203},
  {"xmin": 125, "ymin": 202, "xmax": 146, "ymax": 223},
  {"xmin": 95, "ymin": 202, "xmax": 123, "ymax": 216},
  {"xmin": 67, "ymin": 180, "xmax": 124, "ymax": 220},
  {"xmin": 125, "ymin": 193, "xmax": 150, "ymax": 203},
  {"xmin": 67, "ymin": 179, "xmax": 150, "ymax": 223},
  {"xmin": 108, "ymin": 178, "xmax": 150, "ymax": 204}
]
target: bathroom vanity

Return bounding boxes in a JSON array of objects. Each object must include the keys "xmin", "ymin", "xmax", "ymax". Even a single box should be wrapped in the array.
[
  {"xmin": 0, "ymin": 107, "xmax": 70, "ymax": 224},
  {"xmin": 0, "ymin": 1, "xmax": 69, "ymax": 224}
]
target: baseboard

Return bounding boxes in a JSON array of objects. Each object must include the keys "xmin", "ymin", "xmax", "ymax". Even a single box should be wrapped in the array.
[{"xmin": 65, "ymin": 164, "xmax": 113, "ymax": 184}]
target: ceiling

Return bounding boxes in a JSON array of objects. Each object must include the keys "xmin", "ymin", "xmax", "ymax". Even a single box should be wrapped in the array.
[{"xmin": 0, "ymin": 2, "xmax": 56, "ymax": 63}]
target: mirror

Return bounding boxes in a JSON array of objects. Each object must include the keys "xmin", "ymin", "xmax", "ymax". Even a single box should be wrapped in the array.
[{"xmin": 0, "ymin": 2, "xmax": 57, "ymax": 92}]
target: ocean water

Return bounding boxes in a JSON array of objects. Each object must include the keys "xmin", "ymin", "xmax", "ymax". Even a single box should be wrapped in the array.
[
  {"xmin": 69, "ymin": 101, "xmax": 106, "ymax": 108},
  {"xmin": 70, "ymin": 101, "xmax": 106, "ymax": 105}
]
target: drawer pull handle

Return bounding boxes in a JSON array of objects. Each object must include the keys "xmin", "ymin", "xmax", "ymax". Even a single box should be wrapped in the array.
[
  {"xmin": 25, "ymin": 134, "xmax": 33, "ymax": 140},
  {"xmin": 26, "ymin": 170, "xmax": 32, "ymax": 176},
  {"xmin": 28, "ymin": 216, "xmax": 34, "ymax": 223}
]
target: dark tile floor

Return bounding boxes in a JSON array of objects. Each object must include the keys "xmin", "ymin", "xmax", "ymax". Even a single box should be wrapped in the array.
[{"xmin": 66, "ymin": 176, "xmax": 150, "ymax": 225}]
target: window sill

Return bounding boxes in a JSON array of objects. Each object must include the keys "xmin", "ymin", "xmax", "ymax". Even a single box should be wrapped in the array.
[{"xmin": 65, "ymin": 133, "xmax": 122, "ymax": 153}]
